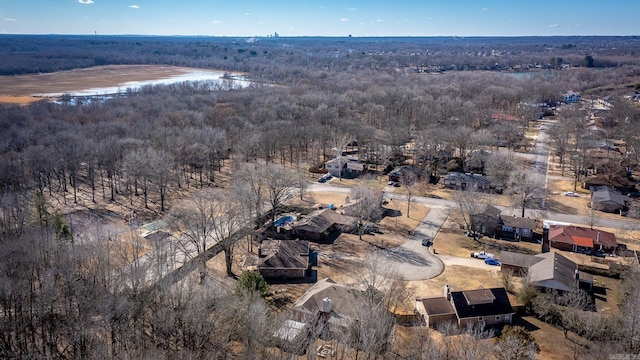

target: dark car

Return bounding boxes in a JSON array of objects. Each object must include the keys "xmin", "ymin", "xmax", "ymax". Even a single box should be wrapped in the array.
[{"xmin": 421, "ymin": 238, "xmax": 433, "ymax": 247}]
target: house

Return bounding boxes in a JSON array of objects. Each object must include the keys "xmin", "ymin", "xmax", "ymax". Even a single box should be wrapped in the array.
[
  {"xmin": 473, "ymin": 205, "xmax": 536, "ymax": 241},
  {"xmin": 500, "ymin": 251, "xmax": 593, "ymax": 291},
  {"xmin": 387, "ymin": 165, "xmax": 421, "ymax": 184},
  {"xmin": 325, "ymin": 156, "xmax": 365, "ymax": 179},
  {"xmin": 500, "ymin": 215, "xmax": 536, "ymax": 241},
  {"xmin": 290, "ymin": 278, "xmax": 387, "ymax": 340},
  {"xmin": 443, "ymin": 172, "xmax": 501, "ymax": 193},
  {"xmin": 243, "ymin": 239, "xmax": 310, "ymax": 279},
  {"xmin": 416, "ymin": 285, "xmax": 514, "ymax": 328},
  {"xmin": 548, "ymin": 225, "xmax": 617, "ymax": 253},
  {"xmin": 582, "ymin": 173, "xmax": 631, "ymax": 190},
  {"xmin": 564, "ymin": 91, "xmax": 581, "ymax": 103},
  {"xmin": 290, "ymin": 209, "xmax": 355, "ymax": 242},
  {"xmin": 472, "ymin": 205, "xmax": 501, "ymax": 235},
  {"xmin": 590, "ymin": 186, "xmax": 631, "ymax": 213}
]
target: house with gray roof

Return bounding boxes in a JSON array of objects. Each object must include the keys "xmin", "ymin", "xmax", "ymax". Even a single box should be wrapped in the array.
[
  {"xmin": 443, "ymin": 172, "xmax": 502, "ymax": 193},
  {"xmin": 590, "ymin": 186, "xmax": 631, "ymax": 213},
  {"xmin": 290, "ymin": 278, "xmax": 388, "ymax": 341},
  {"xmin": 500, "ymin": 251, "xmax": 593, "ymax": 291},
  {"xmin": 473, "ymin": 206, "xmax": 536, "ymax": 241},
  {"xmin": 291, "ymin": 209, "xmax": 355, "ymax": 242},
  {"xmin": 244, "ymin": 239, "xmax": 310, "ymax": 279}
]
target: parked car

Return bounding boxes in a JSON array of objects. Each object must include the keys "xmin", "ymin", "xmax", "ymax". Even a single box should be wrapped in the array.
[
  {"xmin": 471, "ymin": 251, "xmax": 494, "ymax": 259},
  {"xmin": 318, "ymin": 173, "xmax": 332, "ymax": 183},
  {"xmin": 563, "ymin": 191, "xmax": 578, "ymax": 197},
  {"xmin": 484, "ymin": 258, "xmax": 501, "ymax": 266},
  {"xmin": 421, "ymin": 237, "xmax": 433, "ymax": 247}
]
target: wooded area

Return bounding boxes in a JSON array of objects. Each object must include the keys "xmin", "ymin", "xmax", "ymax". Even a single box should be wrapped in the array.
[{"xmin": 1, "ymin": 35, "xmax": 640, "ymax": 359}]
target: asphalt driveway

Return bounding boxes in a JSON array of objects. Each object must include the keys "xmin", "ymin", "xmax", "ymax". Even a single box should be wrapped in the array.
[{"xmin": 372, "ymin": 207, "xmax": 448, "ymax": 280}]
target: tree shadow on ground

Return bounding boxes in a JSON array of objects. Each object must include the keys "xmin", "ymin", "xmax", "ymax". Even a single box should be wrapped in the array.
[{"xmin": 512, "ymin": 316, "xmax": 541, "ymax": 332}]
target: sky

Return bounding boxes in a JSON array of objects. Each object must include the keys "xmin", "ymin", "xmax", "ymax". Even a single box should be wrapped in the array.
[{"xmin": 1, "ymin": 1, "xmax": 639, "ymax": 37}]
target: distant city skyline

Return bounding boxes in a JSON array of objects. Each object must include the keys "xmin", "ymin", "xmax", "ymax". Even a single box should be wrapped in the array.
[{"xmin": 1, "ymin": 1, "xmax": 639, "ymax": 37}]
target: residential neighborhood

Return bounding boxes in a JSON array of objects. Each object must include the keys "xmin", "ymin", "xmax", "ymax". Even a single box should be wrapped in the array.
[{"xmin": 3, "ymin": 34, "xmax": 640, "ymax": 359}]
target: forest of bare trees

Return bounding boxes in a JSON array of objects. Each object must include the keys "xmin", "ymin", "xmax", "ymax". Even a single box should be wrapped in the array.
[{"xmin": 1, "ymin": 35, "xmax": 640, "ymax": 358}]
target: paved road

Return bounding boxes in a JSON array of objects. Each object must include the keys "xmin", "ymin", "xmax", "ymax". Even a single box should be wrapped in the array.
[
  {"xmin": 309, "ymin": 183, "xmax": 640, "ymax": 231},
  {"xmin": 371, "ymin": 207, "xmax": 448, "ymax": 280}
]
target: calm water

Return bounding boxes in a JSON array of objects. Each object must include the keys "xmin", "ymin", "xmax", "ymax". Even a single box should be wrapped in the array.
[{"xmin": 39, "ymin": 69, "xmax": 253, "ymax": 99}]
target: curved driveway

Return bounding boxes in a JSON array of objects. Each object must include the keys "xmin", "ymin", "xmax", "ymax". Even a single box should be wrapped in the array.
[{"xmin": 371, "ymin": 207, "xmax": 448, "ymax": 280}]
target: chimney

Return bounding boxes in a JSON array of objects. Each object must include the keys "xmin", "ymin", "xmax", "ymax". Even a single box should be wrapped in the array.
[
  {"xmin": 322, "ymin": 298, "xmax": 332, "ymax": 314},
  {"xmin": 444, "ymin": 284, "xmax": 451, "ymax": 301},
  {"xmin": 575, "ymin": 268, "xmax": 580, "ymax": 281}
]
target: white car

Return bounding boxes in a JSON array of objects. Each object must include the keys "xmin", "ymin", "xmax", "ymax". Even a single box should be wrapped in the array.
[
  {"xmin": 563, "ymin": 191, "xmax": 578, "ymax": 197},
  {"xmin": 470, "ymin": 251, "xmax": 495, "ymax": 259}
]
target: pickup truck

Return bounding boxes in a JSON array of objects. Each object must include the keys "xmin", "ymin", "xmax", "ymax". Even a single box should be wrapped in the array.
[{"xmin": 470, "ymin": 251, "xmax": 495, "ymax": 259}]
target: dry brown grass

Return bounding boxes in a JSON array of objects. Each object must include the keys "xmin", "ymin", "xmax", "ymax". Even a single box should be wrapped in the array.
[
  {"xmin": 518, "ymin": 315, "xmax": 593, "ymax": 360},
  {"xmin": 408, "ymin": 265, "xmax": 502, "ymax": 298},
  {"xmin": 0, "ymin": 95, "xmax": 47, "ymax": 105}
]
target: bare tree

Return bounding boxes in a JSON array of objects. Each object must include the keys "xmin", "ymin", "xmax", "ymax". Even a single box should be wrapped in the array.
[
  {"xmin": 263, "ymin": 165, "xmax": 298, "ymax": 227},
  {"xmin": 494, "ymin": 325, "xmax": 538, "ymax": 360},
  {"xmin": 400, "ymin": 170, "xmax": 418, "ymax": 219},
  {"xmin": 584, "ymin": 203, "xmax": 600, "ymax": 229},
  {"xmin": 621, "ymin": 266, "xmax": 640, "ymax": 354},
  {"xmin": 508, "ymin": 170, "xmax": 545, "ymax": 217},
  {"xmin": 167, "ymin": 190, "xmax": 247, "ymax": 277},
  {"xmin": 452, "ymin": 190, "xmax": 490, "ymax": 238},
  {"xmin": 549, "ymin": 121, "xmax": 572, "ymax": 176},
  {"xmin": 331, "ymin": 132, "xmax": 353, "ymax": 181},
  {"xmin": 167, "ymin": 191, "xmax": 219, "ymax": 258},
  {"xmin": 484, "ymin": 152, "xmax": 517, "ymax": 190},
  {"xmin": 210, "ymin": 191, "xmax": 248, "ymax": 277},
  {"xmin": 233, "ymin": 163, "xmax": 266, "ymax": 224},
  {"xmin": 348, "ymin": 184, "xmax": 384, "ymax": 240}
]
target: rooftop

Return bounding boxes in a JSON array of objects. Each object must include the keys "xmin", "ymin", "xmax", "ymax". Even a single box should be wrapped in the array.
[
  {"xmin": 450, "ymin": 287, "xmax": 513, "ymax": 319},
  {"xmin": 417, "ymin": 296, "xmax": 455, "ymax": 316},
  {"xmin": 548, "ymin": 225, "xmax": 617, "ymax": 249}
]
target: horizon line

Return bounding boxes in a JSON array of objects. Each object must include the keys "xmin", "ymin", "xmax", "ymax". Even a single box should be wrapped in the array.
[{"xmin": 1, "ymin": 33, "xmax": 639, "ymax": 38}]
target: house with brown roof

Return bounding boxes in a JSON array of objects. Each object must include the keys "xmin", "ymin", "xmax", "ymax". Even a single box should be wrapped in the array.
[
  {"xmin": 415, "ymin": 285, "xmax": 514, "ymax": 328},
  {"xmin": 290, "ymin": 209, "xmax": 355, "ymax": 242},
  {"xmin": 244, "ymin": 239, "xmax": 310, "ymax": 279},
  {"xmin": 548, "ymin": 225, "xmax": 617, "ymax": 253},
  {"xmin": 500, "ymin": 251, "xmax": 593, "ymax": 291}
]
